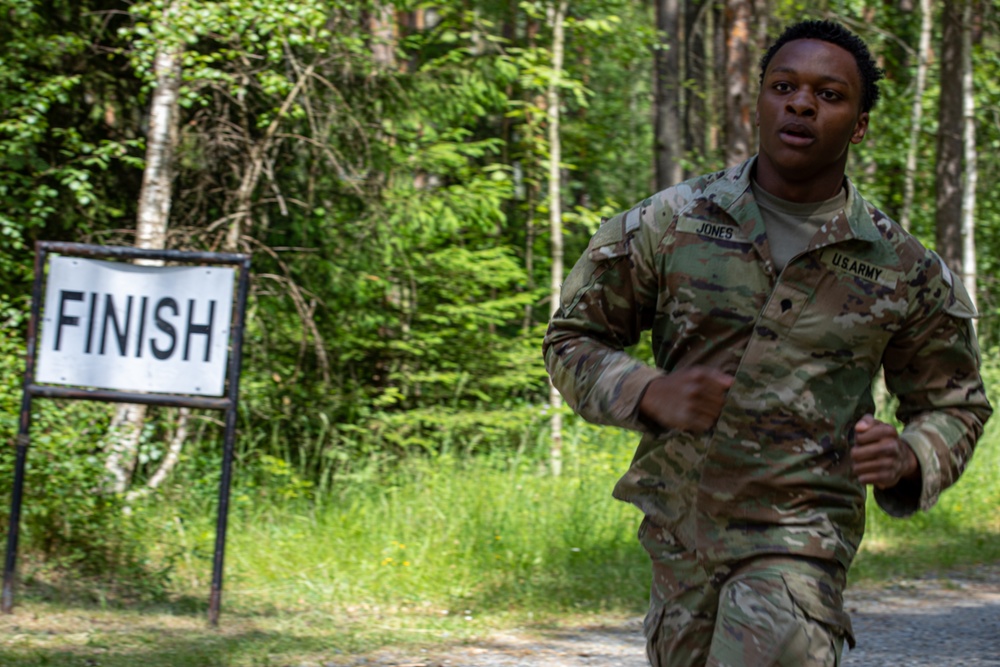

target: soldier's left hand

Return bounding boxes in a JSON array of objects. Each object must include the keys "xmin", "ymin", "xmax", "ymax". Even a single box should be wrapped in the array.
[{"xmin": 850, "ymin": 413, "xmax": 920, "ymax": 489}]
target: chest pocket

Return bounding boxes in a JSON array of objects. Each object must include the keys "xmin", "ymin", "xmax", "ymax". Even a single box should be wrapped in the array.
[
  {"xmin": 666, "ymin": 215, "xmax": 757, "ymax": 293},
  {"xmin": 776, "ymin": 250, "xmax": 904, "ymax": 360},
  {"xmin": 658, "ymin": 216, "xmax": 769, "ymax": 360}
]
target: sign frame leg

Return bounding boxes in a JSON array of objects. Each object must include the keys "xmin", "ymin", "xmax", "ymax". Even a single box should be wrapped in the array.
[{"xmin": 3, "ymin": 425, "xmax": 32, "ymax": 613}]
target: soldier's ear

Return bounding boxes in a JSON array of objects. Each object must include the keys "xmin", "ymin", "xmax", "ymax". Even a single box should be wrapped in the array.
[
  {"xmin": 754, "ymin": 109, "xmax": 760, "ymax": 127},
  {"xmin": 850, "ymin": 112, "xmax": 869, "ymax": 145}
]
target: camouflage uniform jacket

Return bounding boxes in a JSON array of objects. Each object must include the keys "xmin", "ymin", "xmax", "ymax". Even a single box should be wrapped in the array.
[{"xmin": 543, "ymin": 157, "xmax": 992, "ymax": 570}]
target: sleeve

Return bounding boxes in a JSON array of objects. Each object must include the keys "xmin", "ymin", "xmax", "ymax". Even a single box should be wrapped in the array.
[
  {"xmin": 876, "ymin": 259, "xmax": 993, "ymax": 517},
  {"xmin": 542, "ymin": 202, "xmax": 666, "ymax": 433}
]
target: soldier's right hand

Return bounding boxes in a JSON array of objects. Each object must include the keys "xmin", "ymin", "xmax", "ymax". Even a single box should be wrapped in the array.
[{"xmin": 639, "ymin": 367, "xmax": 735, "ymax": 434}]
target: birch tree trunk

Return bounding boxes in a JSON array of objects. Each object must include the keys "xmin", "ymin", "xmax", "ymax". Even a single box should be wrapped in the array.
[
  {"xmin": 547, "ymin": 0, "xmax": 568, "ymax": 477},
  {"xmin": 960, "ymin": 0, "xmax": 978, "ymax": 316},
  {"xmin": 105, "ymin": 43, "xmax": 182, "ymax": 494},
  {"xmin": 125, "ymin": 408, "xmax": 191, "ymax": 503},
  {"xmin": 901, "ymin": 0, "xmax": 933, "ymax": 232},
  {"xmin": 135, "ymin": 48, "xmax": 180, "ymax": 258}
]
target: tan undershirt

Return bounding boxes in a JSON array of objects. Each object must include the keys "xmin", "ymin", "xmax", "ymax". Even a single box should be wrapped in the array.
[{"xmin": 751, "ymin": 180, "xmax": 847, "ymax": 273}]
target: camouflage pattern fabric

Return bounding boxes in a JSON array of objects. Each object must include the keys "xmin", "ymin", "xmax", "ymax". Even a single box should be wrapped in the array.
[
  {"xmin": 543, "ymin": 156, "xmax": 992, "ymax": 572},
  {"xmin": 640, "ymin": 517, "xmax": 850, "ymax": 667}
]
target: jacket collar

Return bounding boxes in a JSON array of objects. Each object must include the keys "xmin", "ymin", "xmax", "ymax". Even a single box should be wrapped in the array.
[{"xmin": 704, "ymin": 156, "xmax": 883, "ymax": 244}]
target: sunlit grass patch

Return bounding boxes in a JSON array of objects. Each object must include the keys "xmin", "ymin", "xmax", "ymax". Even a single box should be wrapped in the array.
[{"xmin": 214, "ymin": 424, "xmax": 649, "ymax": 621}]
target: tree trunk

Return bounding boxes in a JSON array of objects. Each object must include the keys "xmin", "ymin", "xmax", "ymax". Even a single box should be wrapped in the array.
[
  {"xmin": 135, "ymin": 47, "xmax": 180, "ymax": 259},
  {"xmin": 105, "ymin": 403, "xmax": 147, "ymax": 493},
  {"xmin": 105, "ymin": 43, "xmax": 182, "ymax": 495},
  {"xmin": 369, "ymin": 3, "xmax": 397, "ymax": 70},
  {"xmin": 752, "ymin": 0, "xmax": 769, "ymax": 53},
  {"xmin": 684, "ymin": 0, "xmax": 707, "ymax": 174},
  {"xmin": 547, "ymin": 0, "xmax": 568, "ymax": 477},
  {"xmin": 901, "ymin": 0, "xmax": 933, "ymax": 232},
  {"xmin": 748, "ymin": 0, "xmax": 768, "ymax": 161},
  {"xmin": 654, "ymin": 0, "xmax": 684, "ymax": 189},
  {"xmin": 125, "ymin": 408, "xmax": 191, "ymax": 503},
  {"xmin": 935, "ymin": 0, "xmax": 964, "ymax": 271},
  {"xmin": 723, "ymin": 0, "xmax": 752, "ymax": 166},
  {"xmin": 706, "ymin": 3, "xmax": 722, "ymax": 155},
  {"xmin": 960, "ymin": 0, "xmax": 978, "ymax": 315}
]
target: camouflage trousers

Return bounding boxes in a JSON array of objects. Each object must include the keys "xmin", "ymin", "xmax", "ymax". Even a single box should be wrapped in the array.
[{"xmin": 639, "ymin": 517, "xmax": 855, "ymax": 667}]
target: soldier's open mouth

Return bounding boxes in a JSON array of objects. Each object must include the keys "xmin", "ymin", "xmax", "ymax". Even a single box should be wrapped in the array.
[
  {"xmin": 779, "ymin": 131, "xmax": 815, "ymax": 146},
  {"xmin": 780, "ymin": 122, "xmax": 815, "ymax": 140}
]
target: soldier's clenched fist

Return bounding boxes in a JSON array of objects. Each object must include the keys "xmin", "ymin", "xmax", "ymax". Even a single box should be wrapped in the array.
[
  {"xmin": 639, "ymin": 367, "xmax": 734, "ymax": 434},
  {"xmin": 851, "ymin": 413, "xmax": 920, "ymax": 489}
]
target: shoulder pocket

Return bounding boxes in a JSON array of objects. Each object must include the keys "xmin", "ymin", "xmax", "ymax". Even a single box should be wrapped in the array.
[
  {"xmin": 939, "ymin": 260, "xmax": 978, "ymax": 318},
  {"xmin": 561, "ymin": 202, "xmax": 652, "ymax": 314},
  {"xmin": 587, "ymin": 207, "xmax": 636, "ymax": 262},
  {"xmin": 560, "ymin": 211, "xmax": 634, "ymax": 314}
]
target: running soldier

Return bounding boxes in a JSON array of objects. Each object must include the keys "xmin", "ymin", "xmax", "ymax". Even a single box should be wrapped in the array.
[{"xmin": 543, "ymin": 19, "xmax": 991, "ymax": 667}]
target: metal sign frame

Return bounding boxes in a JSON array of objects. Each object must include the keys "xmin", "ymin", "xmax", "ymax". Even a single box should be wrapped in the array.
[{"xmin": 2, "ymin": 241, "xmax": 252, "ymax": 626}]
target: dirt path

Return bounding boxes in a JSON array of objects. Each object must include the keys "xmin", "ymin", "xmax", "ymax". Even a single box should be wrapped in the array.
[
  {"xmin": 842, "ymin": 571, "xmax": 1000, "ymax": 666},
  {"xmin": 357, "ymin": 568, "xmax": 1000, "ymax": 667}
]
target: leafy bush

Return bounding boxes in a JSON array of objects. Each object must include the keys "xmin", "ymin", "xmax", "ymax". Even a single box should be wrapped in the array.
[{"xmin": 0, "ymin": 299, "xmax": 167, "ymax": 599}]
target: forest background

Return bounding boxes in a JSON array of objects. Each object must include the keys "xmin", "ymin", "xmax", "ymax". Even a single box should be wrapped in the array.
[{"xmin": 1, "ymin": 0, "xmax": 1000, "ymax": 664}]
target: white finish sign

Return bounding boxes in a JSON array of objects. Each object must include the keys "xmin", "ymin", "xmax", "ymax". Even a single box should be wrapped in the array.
[{"xmin": 36, "ymin": 256, "xmax": 235, "ymax": 396}]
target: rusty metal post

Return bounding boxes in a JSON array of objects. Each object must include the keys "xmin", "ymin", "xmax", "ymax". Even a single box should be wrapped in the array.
[
  {"xmin": 3, "ymin": 244, "xmax": 47, "ymax": 613},
  {"xmin": 2, "ymin": 435, "xmax": 30, "ymax": 614},
  {"xmin": 208, "ymin": 255, "xmax": 251, "ymax": 626}
]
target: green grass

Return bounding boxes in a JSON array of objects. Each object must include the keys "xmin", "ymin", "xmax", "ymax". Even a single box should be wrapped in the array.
[
  {"xmin": 2, "ymin": 416, "xmax": 999, "ymax": 666},
  {"xmin": 207, "ymin": 420, "xmax": 651, "ymax": 634},
  {"xmin": 2, "ymin": 420, "xmax": 651, "ymax": 665}
]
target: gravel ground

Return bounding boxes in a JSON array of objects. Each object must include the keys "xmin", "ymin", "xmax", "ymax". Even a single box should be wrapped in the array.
[
  {"xmin": 842, "ymin": 568, "xmax": 1000, "ymax": 666},
  {"xmin": 356, "ymin": 566, "xmax": 1000, "ymax": 667}
]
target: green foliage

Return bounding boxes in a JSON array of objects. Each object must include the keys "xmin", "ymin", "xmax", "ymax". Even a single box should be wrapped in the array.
[
  {"xmin": 200, "ymin": 3, "xmax": 559, "ymax": 482},
  {"xmin": 968, "ymin": 37, "xmax": 1000, "ymax": 344},
  {"xmin": 0, "ymin": 0, "xmax": 639, "ymax": 519},
  {"xmin": 0, "ymin": 301, "xmax": 162, "ymax": 591},
  {"xmin": 3, "ymin": 0, "xmax": 1000, "ymax": 585},
  {"xmin": 0, "ymin": 0, "xmax": 139, "ymax": 292}
]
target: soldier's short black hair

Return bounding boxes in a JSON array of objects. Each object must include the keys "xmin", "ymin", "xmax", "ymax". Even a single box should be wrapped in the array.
[{"xmin": 759, "ymin": 20, "xmax": 884, "ymax": 113}]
